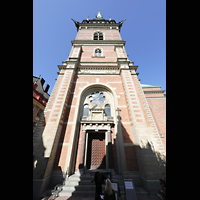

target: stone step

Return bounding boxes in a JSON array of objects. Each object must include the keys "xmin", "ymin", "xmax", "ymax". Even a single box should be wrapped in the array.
[
  {"xmin": 63, "ymin": 183, "xmax": 126, "ymax": 190},
  {"xmin": 58, "ymin": 171, "xmax": 148, "ymax": 197},
  {"xmin": 62, "ymin": 185, "xmax": 102, "ymax": 192},
  {"xmin": 59, "ymin": 186, "xmax": 147, "ymax": 197},
  {"xmin": 64, "ymin": 176, "xmax": 124, "ymax": 184},
  {"xmin": 64, "ymin": 180, "xmax": 93, "ymax": 186},
  {"xmin": 135, "ymin": 187, "xmax": 148, "ymax": 195},
  {"xmin": 59, "ymin": 190, "xmax": 95, "ymax": 197}
]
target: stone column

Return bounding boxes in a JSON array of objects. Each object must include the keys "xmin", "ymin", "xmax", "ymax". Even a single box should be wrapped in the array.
[
  {"xmin": 106, "ymin": 129, "xmax": 114, "ymax": 170},
  {"xmin": 34, "ymin": 68, "xmax": 76, "ymax": 195},
  {"xmin": 84, "ymin": 132, "xmax": 89, "ymax": 170},
  {"xmin": 76, "ymin": 124, "xmax": 86, "ymax": 172},
  {"xmin": 33, "ymin": 47, "xmax": 82, "ymax": 196}
]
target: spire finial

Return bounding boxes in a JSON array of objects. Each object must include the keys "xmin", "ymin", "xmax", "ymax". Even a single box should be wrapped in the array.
[{"xmin": 96, "ymin": 10, "xmax": 103, "ymax": 18}]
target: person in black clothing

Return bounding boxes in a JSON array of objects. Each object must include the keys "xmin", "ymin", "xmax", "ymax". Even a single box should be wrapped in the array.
[
  {"xmin": 156, "ymin": 179, "xmax": 166, "ymax": 200},
  {"xmin": 104, "ymin": 179, "xmax": 116, "ymax": 200},
  {"xmin": 159, "ymin": 179, "xmax": 166, "ymax": 200},
  {"xmin": 91, "ymin": 171, "xmax": 106, "ymax": 200}
]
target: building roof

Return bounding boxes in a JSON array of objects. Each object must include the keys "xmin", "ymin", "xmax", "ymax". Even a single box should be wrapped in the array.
[
  {"xmin": 141, "ymin": 84, "xmax": 161, "ymax": 88},
  {"xmin": 141, "ymin": 83, "xmax": 166, "ymax": 96},
  {"xmin": 33, "ymin": 76, "xmax": 50, "ymax": 99},
  {"xmin": 71, "ymin": 10, "xmax": 126, "ymax": 32}
]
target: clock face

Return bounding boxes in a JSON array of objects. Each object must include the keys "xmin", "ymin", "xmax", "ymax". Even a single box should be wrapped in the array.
[{"xmin": 89, "ymin": 92, "xmax": 105, "ymax": 105}]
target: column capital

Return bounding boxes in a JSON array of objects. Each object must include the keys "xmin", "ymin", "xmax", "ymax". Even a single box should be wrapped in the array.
[{"xmin": 82, "ymin": 124, "xmax": 87, "ymax": 132}]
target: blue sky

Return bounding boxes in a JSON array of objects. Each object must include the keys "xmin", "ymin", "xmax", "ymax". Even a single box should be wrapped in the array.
[{"xmin": 33, "ymin": 0, "xmax": 166, "ymax": 95}]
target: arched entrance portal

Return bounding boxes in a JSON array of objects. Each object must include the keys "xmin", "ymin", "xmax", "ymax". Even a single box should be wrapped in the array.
[{"xmin": 74, "ymin": 85, "xmax": 116, "ymax": 173}]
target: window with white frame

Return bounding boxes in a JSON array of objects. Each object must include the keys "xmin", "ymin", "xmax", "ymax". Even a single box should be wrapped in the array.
[
  {"xmin": 105, "ymin": 104, "xmax": 111, "ymax": 116},
  {"xmin": 93, "ymin": 32, "xmax": 103, "ymax": 40},
  {"xmin": 95, "ymin": 48, "xmax": 102, "ymax": 57},
  {"xmin": 83, "ymin": 104, "xmax": 89, "ymax": 116}
]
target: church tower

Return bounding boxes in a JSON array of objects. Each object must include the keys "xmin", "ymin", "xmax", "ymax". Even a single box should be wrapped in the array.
[{"xmin": 33, "ymin": 11, "xmax": 166, "ymax": 198}]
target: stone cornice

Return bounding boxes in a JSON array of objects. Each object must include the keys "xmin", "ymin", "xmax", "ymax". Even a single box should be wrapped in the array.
[
  {"xmin": 71, "ymin": 40, "xmax": 126, "ymax": 45},
  {"xmin": 143, "ymin": 90, "xmax": 165, "ymax": 94},
  {"xmin": 58, "ymin": 60, "xmax": 138, "ymax": 74},
  {"xmin": 80, "ymin": 120, "xmax": 114, "ymax": 132},
  {"xmin": 130, "ymin": 65, "xmax": 138, "ymax": 71},
  {"xmin": 72, "ymin": 21, "xmax": 124, "ymax": 32},
  {"xmin": 77, "ymin": 65, "xmax": 120, "ymax": 75},
  {"xmin": 146, "ymin": 96, "xmax": 166, "ymax": 99},
  {"xmin": 80, "ymin": 61, "xmax": 118, "ymax": 66}
]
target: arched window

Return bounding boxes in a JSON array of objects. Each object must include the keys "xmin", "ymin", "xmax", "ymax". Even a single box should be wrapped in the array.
[
  {"xmin": 83, "ymin": 104, "xmax": 89, "ymax": 116},
  {"xmin": 94, "ymin": 32, "xmax": 98, "ymax": 40},
  {"xmin": 93, "ymin": 32, "xmax": 103, "ymax": 40},
  {"xmin": 95, "ymin": 48, "xmax": 102, "ymax": 57},
  {"xmin": 105, "ymin": 104, "xmax": 111, "ymax": 116}
]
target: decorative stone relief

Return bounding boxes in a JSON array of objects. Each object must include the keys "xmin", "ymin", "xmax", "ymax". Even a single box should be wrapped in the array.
[
  {"xmin": 81, "ymin": 90, "xmax": 113, "ymax": 122},
  {"xmin": 77, "ymin": 66, "xmax": 120, "ymax": 75}
]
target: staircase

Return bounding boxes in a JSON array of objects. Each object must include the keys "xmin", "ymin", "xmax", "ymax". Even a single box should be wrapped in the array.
[
  {"xmin": 59, "ymin": 170, "xmax": 96, "ymax": 197},
  {"xmin": 58, "ymin": 170, "xmax": 148, "ymax": 198}
]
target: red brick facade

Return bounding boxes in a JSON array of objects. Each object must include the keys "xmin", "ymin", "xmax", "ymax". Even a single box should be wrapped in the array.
[
  {"xmin": 33, "ymin": 13, "xmax": 166, "ymax": 196},
  {"xmin": 143, "ymin": 86, "xmax": 166, "ymax": 150}
]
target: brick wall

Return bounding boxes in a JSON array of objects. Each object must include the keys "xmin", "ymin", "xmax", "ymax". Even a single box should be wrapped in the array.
[
  {"xmin": 52, "ymin": 73, "xmax": 139, "ymax": 172},
  {"xmin": 75, "ymin": 29, "xmax": 121, "ymax": 40},
  {"xmin": 124, "ymin": 146, "xmax": 139, "ymax": 171},
  {"xmin": 80, "ymin": 46, "xmax": 117, "ymax": 62},
  {"xmin": 146, "ymin": 98, "xmax": 166, "ymax": 150},
  {"xmin": 49, "ymin": 25, "xmax": 164, "ymax": 174}
]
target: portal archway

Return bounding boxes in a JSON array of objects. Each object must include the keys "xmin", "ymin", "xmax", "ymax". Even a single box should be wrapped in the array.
[{"xmin": 74, "ymin": 84, "xmax": 117, "ymax": 172}]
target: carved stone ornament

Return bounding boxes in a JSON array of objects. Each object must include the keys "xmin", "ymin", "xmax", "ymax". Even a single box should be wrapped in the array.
[{"xmin": 77, "ymin": 66, "xmax": 120, "ymax": 75}]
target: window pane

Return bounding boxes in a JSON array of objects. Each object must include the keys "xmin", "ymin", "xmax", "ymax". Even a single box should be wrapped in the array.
[
  {"xmin": 83, "ymin": 104, "xmax": 89, "ymax": 116},
  {"xmin": 94, "ymin": 32, "xmax": 98, "ymax": 40},
  {"xmin": 89, "ymin": 92, "xmax": 105, "ymax": 105},
  {"xmin": 99, "ymin": 32, "xmax": 103, "ymax": 40},
  {"xmin": 105, "ymin": 104, "xmax": 111, "ymax": 116},
  {"xmin": 93, "ymin": 32, "xmax": 103, "ymax": 40},
  {"xmin": 95, "ymin": 49, "xmax": 102, "ymax": 57}
]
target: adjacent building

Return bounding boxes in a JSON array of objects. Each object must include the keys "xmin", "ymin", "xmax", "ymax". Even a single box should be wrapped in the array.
[{"xmin": 33, "ymin": 76, "xmax": 50, "ymax": 134}]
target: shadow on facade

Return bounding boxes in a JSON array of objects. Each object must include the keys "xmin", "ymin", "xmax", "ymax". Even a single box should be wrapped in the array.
[
  {"xmin": 33, "ymin": 76, "xmax": 78, "ymax": 199},
  {"xmin": 116, "ymin": 112, "xmax": 166, "ymax": 181},
  {"xmin": 33, "ymin": 116, "xmax": 166, "ymax": 199},
  {"xmin": 33, "ymin": 113, "xmax": 65, "ymax": 199},
  {"xmin": 58, "ymin": 120, "xmax": 166, "ymax": 199},
  {"xmin": 33, "ymin": 112, "xmax": 48, "ymax": 200},
  {"xmin": 33, "ymin": 86, "xmax": 166, "ymax": 199},
  {"xmin": 46, "ymin": 76, "xmax": 78, "ymax": 190}
]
